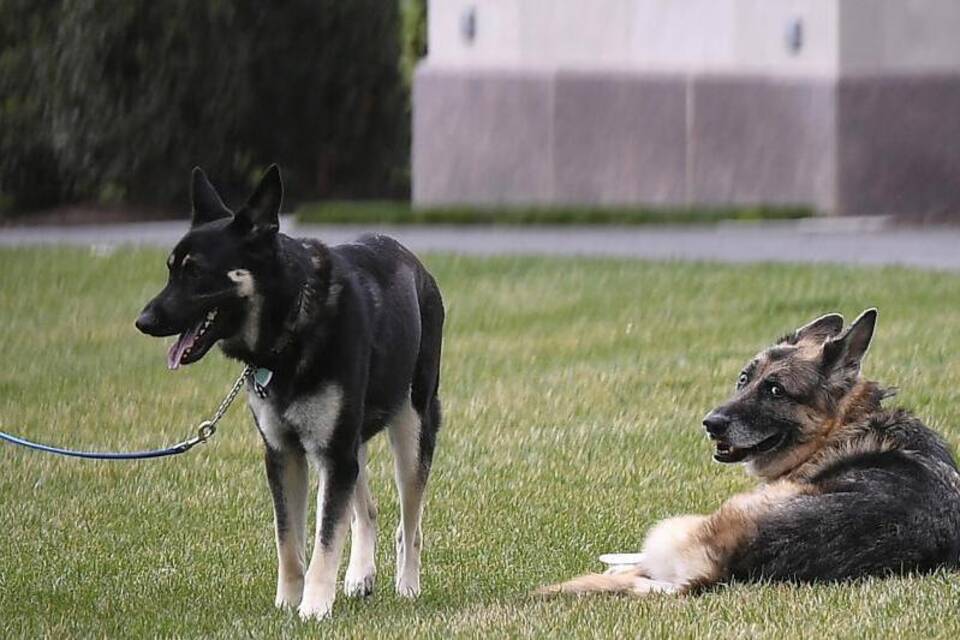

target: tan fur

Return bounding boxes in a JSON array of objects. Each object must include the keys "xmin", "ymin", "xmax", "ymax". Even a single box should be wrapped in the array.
[
  {"xmin": 788, "ymin": 429, "xmax": 896, "ymax": 482},
  {"xmin": 537, "ymin": 312, "xmax": 890, "ymax": 599},
  {"xmin": 535, "ymin": 568, "xmax": 677, "ymax": 597},
  {"xmin": 747, "ymin": 436, "xmax": 822, "ymax": 480},
  {"xmin": 640, "ymin": 482, "xmax": 812, "ymax": 590},
  {"xmin": 748, "ymin": 379, "xmax": 886, "ymax": 481},
  {"xmin": 535, "ymin": 481, "xmax": 813, "ymax": 597},
  {"xmin": 692, "ymin": 480, "xmax": 813, "ymax": 583},
  {"xmin": 639, "ymin": 515, "xmax": 714, "ymax": 586}
]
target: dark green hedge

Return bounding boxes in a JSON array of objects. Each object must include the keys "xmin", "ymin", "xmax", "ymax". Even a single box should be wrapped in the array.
[{"xmin": 0, "ymin": 0, "xmax": 409, "ymax": 216}]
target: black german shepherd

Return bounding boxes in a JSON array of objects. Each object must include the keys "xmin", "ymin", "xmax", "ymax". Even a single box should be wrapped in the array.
[
  {"xmin": 540, "ymin": 309, "xmax": 960, "ymax": 595},
  {"xmin": 136, "ymin": 166, "xmax": 444, "ymax": 619}
]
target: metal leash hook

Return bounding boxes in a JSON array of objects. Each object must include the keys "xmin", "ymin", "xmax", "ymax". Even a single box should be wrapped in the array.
[
  {"xmin": 178, "ymin": 420, "xmax": 217, "ymax": 452},
  {"xmin": 197, "ymin": 420, "xmax": 217, "ymax": 442},
  {"xmin": 0, "ymin": 366, "xmax": 254, "ymax": 460}
]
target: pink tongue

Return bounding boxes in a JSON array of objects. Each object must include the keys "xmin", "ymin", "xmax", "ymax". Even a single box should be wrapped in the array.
[{"xmin": 167, "ymin": 323, "xmax": 201, "ymax": 370}]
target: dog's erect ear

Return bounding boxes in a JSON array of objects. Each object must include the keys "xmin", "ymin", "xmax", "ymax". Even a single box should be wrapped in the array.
[
  {"xmin": 190, "ymin": 167, "xmax": 232, "ymax": 227},
  {"xmin": 821, "ymin": 308, "xmax": 877, "ymax": 376},
  {"xmin": 784, "ymin": 313, "xmax": 845, "ymax": 344},
  {"xmin": 233, "ymin": 164, "xmax": 282, "ymax": 236}
]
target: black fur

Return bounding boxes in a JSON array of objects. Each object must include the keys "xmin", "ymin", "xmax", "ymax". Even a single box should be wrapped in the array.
[
  {"xmin": 729, "ymin": 412, "xmax": 960, "ymax": 581},
  {"xmin": 137, "ymin": 166, "xmax": 444, "ymax": 614}
]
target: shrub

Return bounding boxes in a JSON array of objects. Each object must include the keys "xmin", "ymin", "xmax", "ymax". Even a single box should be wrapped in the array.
[
  {"xmin": 0, "ymin": 0, "xmax": 409, "ymax": 216},
  {"xmin": 0, "ymin": 0, "xmax": 63, "ymax": 213}
]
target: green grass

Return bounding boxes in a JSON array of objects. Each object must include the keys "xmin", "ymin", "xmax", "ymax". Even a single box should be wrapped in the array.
[
  {"xmin": 2, "ymin": 248, "xmax": 960, "ymax": 638},
  {"xmin": 295, "ymin": 200, "xmax": 812, "ymax": 226}
]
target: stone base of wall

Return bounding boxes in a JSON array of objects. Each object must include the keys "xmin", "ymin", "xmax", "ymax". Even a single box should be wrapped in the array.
[{"xmin": 412, "ymin": 66, "xmax": 960, "ymax": 217}]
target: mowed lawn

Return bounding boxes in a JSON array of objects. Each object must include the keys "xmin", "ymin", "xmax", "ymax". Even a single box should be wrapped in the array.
[{"xmin": 2, "ymin": 246, "xmax": 960, "ymax": 638}]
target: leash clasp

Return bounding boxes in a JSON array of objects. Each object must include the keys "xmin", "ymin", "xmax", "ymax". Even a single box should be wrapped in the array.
[{"xmin": 196, "ymin": 420, "xmax": 217, "ymax": 443}]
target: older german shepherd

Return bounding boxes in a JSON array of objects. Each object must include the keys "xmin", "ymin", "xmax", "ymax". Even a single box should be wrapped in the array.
[
  {"xmin": 136, "ymin": 166, "xmax": 444, "ymax": 619},
  {"xmin": 540, "ymin": 309, "xmax": 960, "ymax": 596}
]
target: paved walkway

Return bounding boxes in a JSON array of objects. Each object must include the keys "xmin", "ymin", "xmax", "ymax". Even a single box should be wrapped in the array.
[{"xmin": 2, "ymin": 217, "xmax": 959, "ymax": 271}]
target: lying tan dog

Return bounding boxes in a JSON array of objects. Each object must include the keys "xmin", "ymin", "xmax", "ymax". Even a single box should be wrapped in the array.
[{"xmin": 538, "ymin": 310, "xmax": 960, "ymax": 596}]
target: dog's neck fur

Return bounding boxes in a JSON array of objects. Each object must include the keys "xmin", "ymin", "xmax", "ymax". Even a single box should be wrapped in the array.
[
  {"xmin": 752, "ymin": 379, "xmax": 890, "ymax": 482},
  {"xmin": 221, "ymin": 235, "xmax": 335, "ymax": 371}
]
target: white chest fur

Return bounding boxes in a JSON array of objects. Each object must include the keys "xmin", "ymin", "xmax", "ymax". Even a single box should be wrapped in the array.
[{"xmin": 247, "ymin": 383, "xmax": 344, "ymax": 455}]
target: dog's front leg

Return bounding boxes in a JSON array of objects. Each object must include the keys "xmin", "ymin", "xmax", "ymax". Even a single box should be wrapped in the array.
[
  {"xmin": 264, "ymin": 445, "xmax": 309, "ymax": 609},
  {"xmin": 298, "ymin": 450, "xmax": 358, "ymax": 620},
  {"xmin": 637, "ymin": 515, "xmax": 716, "ymax": 588},
  {"xmin": 640, "ymin": 482, "xmax": 810, "ymax": 590}
]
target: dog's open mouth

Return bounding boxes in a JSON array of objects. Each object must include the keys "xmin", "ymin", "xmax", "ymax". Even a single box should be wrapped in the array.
[
  {"xmin": 167, "ymin": 308, "xmax": 220, "ymax": 369},
  {"xmin": 713, "ymin": 432, "xmax": 787, "ymax": 464}
]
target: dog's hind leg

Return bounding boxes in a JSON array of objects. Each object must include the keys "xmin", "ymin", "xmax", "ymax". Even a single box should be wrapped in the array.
[
  {"xmin": 344, "ymin": 444, "xmax": 378, "ymax": 598},
  {"xmin": 388, "ymin": 287, "xmax": 443, "ymax": 598},
  {"xmin": 384, "ymin": 280, "xmax": 442, "ymax": 598},
  {"xmin": 264, "ymin": 445, "xmax": 309, "ymax": 609},
  {"xmin": 388, "ymin": 398, "xmax": 434, "ymax": 598}
]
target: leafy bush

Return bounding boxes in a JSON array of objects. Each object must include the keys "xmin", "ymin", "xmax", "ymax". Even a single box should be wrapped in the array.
[
  {"xmin": 0, "ymin": 0, "xmax": 408, "ymax": 216},
  {"xmin": 0, "ymin": 0, "xmax": 63, "ymax": 212}
]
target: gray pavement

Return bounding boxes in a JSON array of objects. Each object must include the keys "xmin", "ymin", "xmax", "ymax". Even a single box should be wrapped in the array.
[{"xmin": 2, "ymin": 216, "xmax": 959, "ymax": 271}]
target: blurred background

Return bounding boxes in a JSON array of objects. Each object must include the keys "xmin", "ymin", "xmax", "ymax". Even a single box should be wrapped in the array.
[
  {"xmin": 0, "ymin": 0, "xmax": 426, "ymax": 222},
  {"xmin": 415, "ymin": 0, "xmax": 960, "ymax": 220},
  {"xmin": 3, "ymin": 0, "xmax": 960, "ymax": 226}
]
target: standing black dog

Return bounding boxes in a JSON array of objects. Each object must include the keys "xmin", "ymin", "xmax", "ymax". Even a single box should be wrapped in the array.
[{"xmin": 136, "ymin": 166, "xmax": 444, "ymax": 619}]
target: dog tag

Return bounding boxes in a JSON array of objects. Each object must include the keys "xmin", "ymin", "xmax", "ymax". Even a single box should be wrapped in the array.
[{"xmin": 254, "ymin": 367, "xmax": 273, "ymax": 398}]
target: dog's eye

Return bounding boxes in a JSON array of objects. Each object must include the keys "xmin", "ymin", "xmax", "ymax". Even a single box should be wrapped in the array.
[
  {"xmin": 768, "ymin": 382, "xmax": 783, "ymax": 397},
  {"xmin": 181, "ymin": 261, "xmax": 202, "ymax": 279},
  {"xmin": 737, "ymin": 373, "xmax": 749, "ymax": 388}
]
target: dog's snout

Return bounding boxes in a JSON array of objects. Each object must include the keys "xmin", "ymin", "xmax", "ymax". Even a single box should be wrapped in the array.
[
  {"xmin": 135, "ymin": 306, "xmax": 163, "ymax": 336},
  {"xmin": 703, "ymin": 412, "xmax": 730, "ymax": 438}
]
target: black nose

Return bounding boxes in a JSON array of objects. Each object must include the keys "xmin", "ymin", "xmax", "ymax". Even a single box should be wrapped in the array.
[
  {"xmin": 135, "ymin": 308, "xmax": 160, "ymax": 335},
  {"xmin": 703, "ymin": 413, "xmax": 730, "ymax": 438}
]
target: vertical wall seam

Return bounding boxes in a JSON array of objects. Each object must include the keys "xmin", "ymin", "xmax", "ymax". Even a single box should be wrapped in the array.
[
  {"xmin": 548, "ymin": 67, "xmax": 558, "ymax": 204},
  {"xmin": 831, "ymin": 0, "xmax": 843, "ymax": 215},
  {"xmin": 685, "ymin": 73, "xmax": 695, "ymax": 207},
  {"xmin": 830, "ymin": 76, "xmax": 840, "ymax": 215}
]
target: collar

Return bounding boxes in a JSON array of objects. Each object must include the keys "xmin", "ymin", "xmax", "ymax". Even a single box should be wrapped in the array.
[{"xmin": 265, "ymin": 242, "xmax": 331, "ymax": 361}]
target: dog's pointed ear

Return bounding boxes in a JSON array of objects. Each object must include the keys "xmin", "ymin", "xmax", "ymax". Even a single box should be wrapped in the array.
[
  {"xmin": 233, "ymin": 164, "xmax": 282, "ymax": 237},
  {"xmin": 784, "ymin": 313, "xmax": 845, "ymax": 344},
  {"xmin": 190, "ymin": 167, "xmax": 232, "ymax": 227},
  {"xmin": 821, "ymin": 308, "xmax": 877, "ymax": 376}
]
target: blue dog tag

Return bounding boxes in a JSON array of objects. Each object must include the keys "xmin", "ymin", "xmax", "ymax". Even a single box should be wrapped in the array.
[{"xmin": 254, "ymin": 368, "xmax": 273, "ymax": 397}]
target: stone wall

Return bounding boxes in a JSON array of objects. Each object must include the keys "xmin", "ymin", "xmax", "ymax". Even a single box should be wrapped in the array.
[{"xmin": 414, "ymin": 0, "xmax": 960, "ymax": 216}]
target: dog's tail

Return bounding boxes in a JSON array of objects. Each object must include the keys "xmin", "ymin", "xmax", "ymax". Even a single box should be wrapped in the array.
[{"xmin": 534, "ymin": 569, "xmax": 676, "ymax": 597}]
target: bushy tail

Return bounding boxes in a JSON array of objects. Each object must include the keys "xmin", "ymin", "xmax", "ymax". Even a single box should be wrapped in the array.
[{"xmin": 534, "ymin": 569, "xmax": 676, "ymax": 597}]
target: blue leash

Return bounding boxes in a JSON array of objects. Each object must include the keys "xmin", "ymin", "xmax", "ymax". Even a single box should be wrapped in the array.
[
  {"xmin": 0, "ymin": 367, "xmax": 252, "ymax": 461},
  {"xmin": 0, "ymin": 430, "xmax": 207, "ymax": 460}
]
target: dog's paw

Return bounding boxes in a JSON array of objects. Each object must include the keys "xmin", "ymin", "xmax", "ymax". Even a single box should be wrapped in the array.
[
  {"xmin": 274, "ymin": 578, "xmax": 304, "ymax": 609},
  {"xmin": 297, "ymin": 584, "xmax": 335, "ymax": 621},
  {"xmin": 599, "ymin": 552, "xmax": 648, "ymax": 575},
  {"xmin": 630, "ymin": 577, "xmax": 680, "ymax": 595},
  {"xmin": 395, "ymin": 575, "xmax": 420, "ymax": 599},
  {"xmin": 297, "ymin": 599, "xmax": 333, "ymax": 621},
  {"xmin": 344, "ymin": 570, "xmax": 376, "ymax": 598}
]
